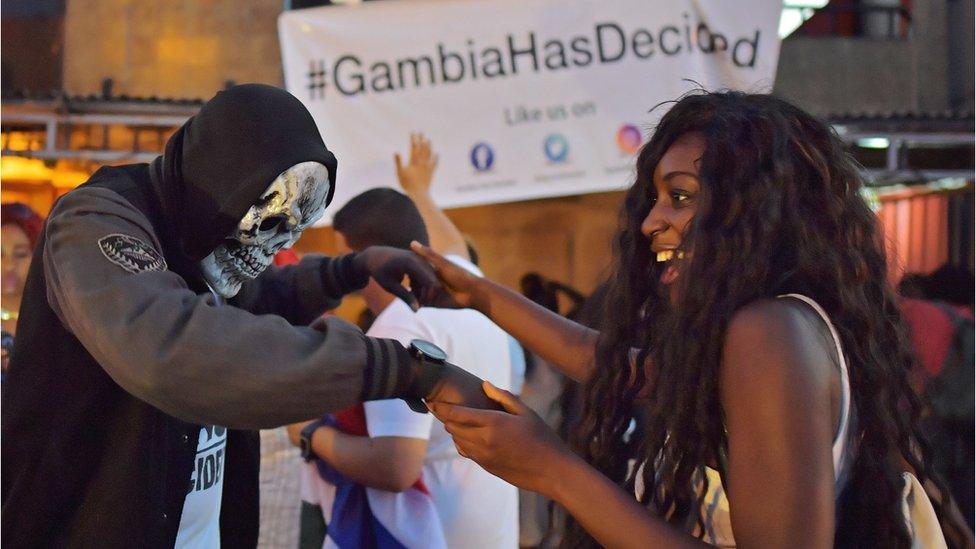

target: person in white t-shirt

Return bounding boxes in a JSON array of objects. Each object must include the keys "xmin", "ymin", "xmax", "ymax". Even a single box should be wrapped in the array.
[
  {"xmin": 288, "ymin": 187, "xmax": 518, "ymax": 548},
  {"xmin": 394, "ymin": 133, "xmax": 527, "ymax": 397}
]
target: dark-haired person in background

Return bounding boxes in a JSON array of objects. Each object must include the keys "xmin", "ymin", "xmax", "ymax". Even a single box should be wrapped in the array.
[
  {"xmin": 899, "ymin": 263, "xmax": 975, "ymax": 529},
  {"xmin": 416, "ymin": 91, "xmax": 972, "ymax": 547},
  {"xmin": 289, "ymin": 184, "xmax": 517, "ymax": 548},
  {"xmin": 918, "ymin": 264, "xmax": 976, "ymax": 312},
  {"xmin": 1, "ymin": 84, "xmax": 492, "ymax": 548},
  {"xmin": 0, "ymin": 202, "xmax": 44, "ymax": 374}
]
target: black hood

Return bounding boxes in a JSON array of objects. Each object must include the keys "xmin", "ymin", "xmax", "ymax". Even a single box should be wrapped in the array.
[{"xmin": 149, "ymin": 83, "xmax": 337, "ymax": 262}]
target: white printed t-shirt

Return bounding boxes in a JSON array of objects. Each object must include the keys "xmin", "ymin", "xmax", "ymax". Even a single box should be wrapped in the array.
[
  {"xmin": 176, "ymin": 425, "xmax": 227, "ymax": 548},
  {"xmin": 364, "ymin": 256, "xmax": 518, "ymax": 549}
]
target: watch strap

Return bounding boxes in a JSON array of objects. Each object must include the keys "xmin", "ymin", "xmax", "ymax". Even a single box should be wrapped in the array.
[{"xmin": 300, "ymin": 419, "xmax": 325, "ymax": 462}]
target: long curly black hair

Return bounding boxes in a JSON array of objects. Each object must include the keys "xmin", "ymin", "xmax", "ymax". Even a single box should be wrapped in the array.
[{"xmin": 565, "ymin": 91, "xmax": 953, "ymax": 547}]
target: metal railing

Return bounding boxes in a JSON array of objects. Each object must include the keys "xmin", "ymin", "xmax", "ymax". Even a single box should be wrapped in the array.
[{"xmin": 1, "ymin": 110, "xmax": 188, "ymax": 164}]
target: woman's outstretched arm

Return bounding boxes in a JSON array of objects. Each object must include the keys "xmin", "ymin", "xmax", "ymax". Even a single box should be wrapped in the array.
[
  {"xmin": 412, "ymin": 242, "xmax": 599, "ymax": 382},
  {"xmin": 429, "ymin": 299, "xmax": 840, "ymax": 549},
  {"xmin": 430, "ymin": 383, "xmax": 706, "ymax": 549}
]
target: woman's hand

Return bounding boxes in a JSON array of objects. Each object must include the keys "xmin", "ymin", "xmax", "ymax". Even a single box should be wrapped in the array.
[
  {"xmin": 352, "ymin": 246, "xmax": 441, "ymax": 310},
  {"xmin": 410, "ymin": 241, "xmax": 487, "ymax": 311},
  {"xmin": 429, "ymin": 381, "xmax": 575, "ymax": 497}
]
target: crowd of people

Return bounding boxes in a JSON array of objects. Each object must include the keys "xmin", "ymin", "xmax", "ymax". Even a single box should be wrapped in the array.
[{"xmin": 0, "ymin": 84, "xmax": 973, "ymax": 548}]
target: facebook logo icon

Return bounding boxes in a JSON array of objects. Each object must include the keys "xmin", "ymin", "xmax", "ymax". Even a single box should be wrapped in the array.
[{"xmin": 470, "ymin": 142, "xmax": 495, "ymax": 172}]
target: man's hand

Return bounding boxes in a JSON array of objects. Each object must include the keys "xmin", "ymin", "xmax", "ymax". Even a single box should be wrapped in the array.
[
  {"xmin": 351, "ymin": 246, "xmax": 440, "ymax": 311},
  {"xmin": 394, "ymin": 133, "xmax": 438, "ymax": 195},
  {"xmin": 415, "ymin": 361, "xmax": 503, "ymax": 412}
]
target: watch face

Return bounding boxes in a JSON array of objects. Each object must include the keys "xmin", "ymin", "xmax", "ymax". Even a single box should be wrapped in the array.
[{"xmin": 410, "ymin": 339, "xmax": 448, "ymax": 362}]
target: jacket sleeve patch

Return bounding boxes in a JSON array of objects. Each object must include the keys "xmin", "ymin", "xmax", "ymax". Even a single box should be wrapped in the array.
[{"xmin": 98, "ymin": 234, "xmax": 168, "ymax": 274}]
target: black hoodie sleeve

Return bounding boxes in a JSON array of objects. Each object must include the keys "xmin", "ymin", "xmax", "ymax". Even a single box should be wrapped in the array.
[
  {"xmin": 41, "ymin": 187, "xmax": 418, "ymax": 429},
  {"xmin": 231, "ymin": 255, "xmax": 347, "ymax": 324}
]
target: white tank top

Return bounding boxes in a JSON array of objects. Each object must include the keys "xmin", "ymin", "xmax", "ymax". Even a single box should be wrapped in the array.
[
  {"xmin": 635, "ymin": 294, "xmax": 856, "ymax": 547},
  {"xmin": 780, "ymin": 294, "xmax": 855, "ymax": 486}
]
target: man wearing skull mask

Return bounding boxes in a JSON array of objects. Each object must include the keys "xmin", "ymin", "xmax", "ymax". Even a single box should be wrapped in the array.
[{"xmin": 1, "ymin": 84, "xmax": 490, "ymax": 548}]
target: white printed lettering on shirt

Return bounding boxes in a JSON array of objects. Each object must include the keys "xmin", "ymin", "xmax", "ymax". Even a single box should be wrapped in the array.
[{"xmin": 176, "ymin": 426, "xmax": 227, "ymax": 548}]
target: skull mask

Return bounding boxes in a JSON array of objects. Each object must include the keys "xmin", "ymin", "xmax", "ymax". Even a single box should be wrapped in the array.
[{"xmin": 200, "ymin": 161, "xmax": 330, "ymax": 298}]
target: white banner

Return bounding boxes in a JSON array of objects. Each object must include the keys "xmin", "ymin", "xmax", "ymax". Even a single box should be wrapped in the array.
[{"xmin": 279, "ymin": 0, "xmax": 782, "ymax": 222}]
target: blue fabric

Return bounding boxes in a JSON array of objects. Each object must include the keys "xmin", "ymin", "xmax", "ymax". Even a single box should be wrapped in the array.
[{"xmin": 312, "ymin": 415, "xmax": 408, "ymax": 549}]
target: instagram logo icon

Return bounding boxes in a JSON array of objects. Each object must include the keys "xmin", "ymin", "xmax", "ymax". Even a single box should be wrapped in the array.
[{"xmin": 616, "ymin": 124, "xmax": 642, "ymax": 155}]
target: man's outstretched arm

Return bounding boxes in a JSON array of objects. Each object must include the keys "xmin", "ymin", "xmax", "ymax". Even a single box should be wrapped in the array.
[
  {"xmin": 42, "ymin": 187, "xmax": 480, "ymax": 429},
  {"xmin": 235, "ymin": 244, "xmax": 440, "ymax": 324}
]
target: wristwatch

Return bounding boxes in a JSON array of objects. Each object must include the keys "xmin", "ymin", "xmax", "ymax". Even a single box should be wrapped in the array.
[
  {"xmin": 300, "ymin": 419, "xmax": 325, "ymax": 462},
  {"xmin": 405, "ymin": 339, "xmax": 449, "ymax": 413}
]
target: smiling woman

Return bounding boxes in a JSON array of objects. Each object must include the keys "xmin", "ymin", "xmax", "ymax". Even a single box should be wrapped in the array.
[
  {"xmin": 641, "ymin": 132, "xmax": 703, "ymax": 290},
  {"xmin": 415, "ymin": 90, "xmax": 969, "ymax": 548}
]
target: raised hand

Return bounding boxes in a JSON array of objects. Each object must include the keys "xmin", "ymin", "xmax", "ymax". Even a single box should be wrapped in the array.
[
  {"xmin": 395, "ymin": 133, "xmax": 439, "ymax": 195},
  {"xmin": 352, "ymin": 246, "xmax": 441, "ymax": 310},
  {"xmin": 429, "ymin": 382, "xmax": 574, "ymax": 496},
  {"xmin": 410, "ymin": 241, "xmax": 485, "ymax": 310}
]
